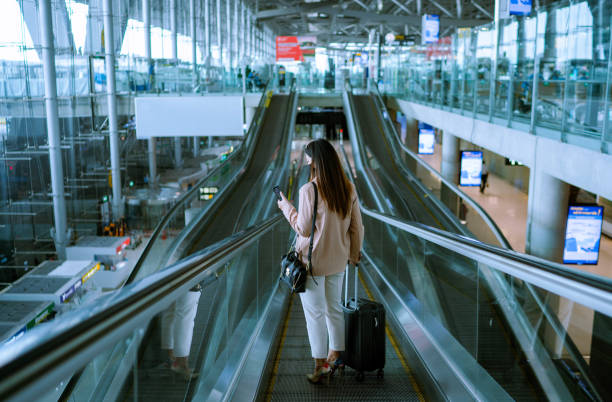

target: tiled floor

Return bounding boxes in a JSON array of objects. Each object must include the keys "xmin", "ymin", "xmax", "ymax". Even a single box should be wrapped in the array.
[{"xmin": 418, "ymin": 143, "xmax": 612, "ymax": 280}]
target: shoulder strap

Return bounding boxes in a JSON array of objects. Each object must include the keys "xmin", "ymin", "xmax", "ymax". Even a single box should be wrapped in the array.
[{"xmin": 307, "ymin": 182, "xmax": 318, "ymax": 269}]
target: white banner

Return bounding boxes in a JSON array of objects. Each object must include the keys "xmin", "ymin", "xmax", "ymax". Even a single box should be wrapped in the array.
[{"xmin": 135, "ymin": 95, "xmax": 244, "ymax": 138}]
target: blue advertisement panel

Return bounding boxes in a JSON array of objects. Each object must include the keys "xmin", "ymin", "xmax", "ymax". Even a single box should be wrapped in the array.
[
  {"xmin": 563, "ymin": 206, "xmax": 604, "ymax": 265},
  {"xmin": 422, "ymin": 14, "xmax": 440, "ymax": 44},
  {"xmin": 459, "ymin": 151, "xmax": 482, "ymax": 186},
  {"xmin": 418, "ymin": 123, "xmax": 435, "ymax": 154},
  {"xmin": 510, "ymin": 0, "xmax": 532, "ymax": 15}
]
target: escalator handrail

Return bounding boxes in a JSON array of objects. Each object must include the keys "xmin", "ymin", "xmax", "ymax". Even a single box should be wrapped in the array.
[
  {"xmin": 0, "ymin": 214, "xmax": 284, "ymax": 402},
  {"xmin": 126, "ymin": 82, "xmax": 272, "ymax": 284},
  {"xmin": 360, "ymin": 205, "xmax": 612, "ymax": 316},
  {"xmin": 232, "ymin": 81, "xmax": 298, "ymax": 232},
  {"xmin": 369, "ymin": 79, "xmax": 513, "ymax": 250}
]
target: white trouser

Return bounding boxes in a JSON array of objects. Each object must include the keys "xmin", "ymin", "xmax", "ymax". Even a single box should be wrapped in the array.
[
  {"xmin": 299, "ymin": 272, "xmax": 345, "ymax": 359},
  {"xmin": 161, "ymin": 290, "xmax": 201, "ymax": 358}
]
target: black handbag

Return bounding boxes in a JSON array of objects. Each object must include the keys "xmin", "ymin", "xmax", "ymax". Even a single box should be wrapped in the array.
[{"xmin": 280, "ymin": 183, "xmax": 318, "ymax": 293}]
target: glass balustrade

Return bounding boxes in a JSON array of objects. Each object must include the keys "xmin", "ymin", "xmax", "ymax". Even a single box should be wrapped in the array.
[
  {"xmin": 377, "ymin": 0, "xmax": 612, "ymax": 153},
  {"xmin": 361, "ymin": 211, "xmax": 612, "ymax": 400}
]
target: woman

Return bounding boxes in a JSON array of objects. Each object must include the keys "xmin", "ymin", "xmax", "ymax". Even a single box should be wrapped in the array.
[{"xmin": 278, "ymin": 139, "xmax": 364, "ymax": 384}]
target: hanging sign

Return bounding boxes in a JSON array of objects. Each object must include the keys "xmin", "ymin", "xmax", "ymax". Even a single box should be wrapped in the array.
[
  {"xmin": 500, "ymin": 0, "xmax": 532, "ymax": 18},
  {"xmin": 276, "ymin": 36, "xmax": 302, "ymax": 61},
  {"xmin": 563, "ymin": 206, "xmax": 604, "ymax": 265},
  {"xmin": 421, "ymin": 14, "xmax": 439, "ymax": 44}
]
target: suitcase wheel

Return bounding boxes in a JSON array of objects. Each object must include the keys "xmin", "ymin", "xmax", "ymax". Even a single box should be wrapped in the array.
[
  {"xmin": 377, "ymin": 369, "xmax": 384, "ymax": 379},
  {"xmin": 356, "ymin": 371, "xmax": 365, "ymax": 382}
]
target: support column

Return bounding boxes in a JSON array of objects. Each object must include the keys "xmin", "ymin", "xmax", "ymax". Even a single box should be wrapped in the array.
[
  {"xmin": 440, "ymin": 131, "xmax": 461, "ymax": 214},
  {"xmin": 103, "ymin": 0, "xmax": 122, "ymax": 220},
  {"xmin": 143, "ymin": 0, "xmax": 156, "ymax": 185},
  {"xmin": 227, "ymin": 0, "xmax": 232, "ymax": 75},
  {"xmin": 40, "ymin": 0, "xmax": 68, "ymax": 258},
  {"xmin": 190, "ymin": 0, "xmax": 197, "ymax": 88},
  {"xmin": 191, "ymin": 0, "xmax": 200, "ymax": 156},
  {"xmin": 171, "ymin": 0, "xmax": 182, "ymax": 168},
  {"xmin": 441, "ymin": 131, "xmax": 460, "ymax": 183},
  {"xmin": 216, "ymin": 0, "xmax": 224, "ymax": 91},
  {"xmin": 525, "ymin": 169, "xmax": 570, "ymax": 262},
  {"xmin": 170, "ymin": 0, "xmax": 177, "ymax": 63}
]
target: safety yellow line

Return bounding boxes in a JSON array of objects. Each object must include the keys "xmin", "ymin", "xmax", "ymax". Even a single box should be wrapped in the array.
[
  {"xmin": 358, "ymin": 271, "xmax": 427, "ymax": 402},
  {"xmin": 265, "ymin": 295, "xmax": 294, "ymax": 401}
]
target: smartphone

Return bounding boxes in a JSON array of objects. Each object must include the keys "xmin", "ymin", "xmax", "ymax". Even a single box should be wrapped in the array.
[{"xmin": 273, "ymin": 185, "xmax": 282, "ymax": 201}]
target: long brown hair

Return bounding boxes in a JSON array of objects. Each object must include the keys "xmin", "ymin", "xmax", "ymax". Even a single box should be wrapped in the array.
[{"xmin": 305, "ymin": 139, "xmax": 352, "ymax": 218}]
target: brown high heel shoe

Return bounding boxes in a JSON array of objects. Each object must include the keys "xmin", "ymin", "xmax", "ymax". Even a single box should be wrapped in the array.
[{"xmin": 306, "ymin": 363, "xmax": 331, "ymax": 384}]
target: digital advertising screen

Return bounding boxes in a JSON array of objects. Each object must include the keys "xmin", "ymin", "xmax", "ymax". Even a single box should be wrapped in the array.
[
  {"xmin": 459, "ymin": 151, "xmax": 483, "ymax": 186},
  {"xmin": 563, "ymin": 205, "xmax": 604, "ymax": 265},
  {"xmin": 418, "ymin": 123, "xmax": 435, "ymax": 154}
]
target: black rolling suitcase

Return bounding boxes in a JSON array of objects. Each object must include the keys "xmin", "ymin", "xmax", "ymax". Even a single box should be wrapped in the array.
[{"xmin": 342, "ymin": 263, "xmax": 385, "ymax": 382}]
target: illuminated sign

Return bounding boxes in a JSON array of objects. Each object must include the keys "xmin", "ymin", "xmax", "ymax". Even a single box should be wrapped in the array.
[
  {"xmin": 422, "ymin": 14, "xmax": 440, "ymax": 44},
  {"xmin": 199, "ymin": 186, "xmax": 219, "ymax": 201},
  {"xmin": 459, "ymin": 151, "xmax": 483, "ymax": 186},
  {"xmin": 275, "ymin": 36, "xmax": 317, "ymax": 61},
  {"xmin": 563, "ymin": 206, "xmax": 604, "ymax": 265},
  {"xmin": 115, "ymin": 237, "xmax": 131, "ymax": 254},
  {"xmin": 418, "ymin": 123, "xmax": 435, "ymax": 154},
  {"xmin": 276, "ymin": 36, "xmax": 301, "ymax": 61},
  {"xmin": 82, "ymin": 262, "xmax": 101, "ymax": 284}
]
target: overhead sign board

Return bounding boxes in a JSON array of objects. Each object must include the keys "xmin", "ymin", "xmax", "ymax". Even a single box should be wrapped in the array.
[
  {"xmin": 135, "ymin": 96, "xmax": 244, "ymax": 138},
  {"xmin": 563, "ymin": 205, "xmax": 604, "ymax": 265},
  {"xmin": 459, "ymin": 151, "xmax": 483, "ymax": 186},
  {"xmin": 418, "ymin": 123, "xmax": 435, "ymax": 154},
  {"xmin": 422, "ymin": 14, "xmax": 439, "ymax": 44},
  {"xmin": 275, "ymin": 36, "xmax": 317, "ymax": 62},
  {"xmin": 276, "ymin": 36, "xmax": 301, "ymax": 61},
  {"xmin": 500, "ymin": 0, "xmax": 532, "ymax": 18}
]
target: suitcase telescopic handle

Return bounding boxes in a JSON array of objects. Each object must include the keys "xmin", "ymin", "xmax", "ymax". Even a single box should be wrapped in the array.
[{"xmin": 344, "ymin": 261, "xmax": 359, "ymax": 307}]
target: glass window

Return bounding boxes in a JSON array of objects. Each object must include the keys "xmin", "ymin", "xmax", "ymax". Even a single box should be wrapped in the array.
[{"xmin": 0, "ymin": 0, "xmax": 40, "ymax": 63}]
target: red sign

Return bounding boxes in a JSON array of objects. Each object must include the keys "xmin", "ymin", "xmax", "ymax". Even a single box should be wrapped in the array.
[{"xmin": 276, "ymin": 36, "xmax": 302, "ymax": 61}]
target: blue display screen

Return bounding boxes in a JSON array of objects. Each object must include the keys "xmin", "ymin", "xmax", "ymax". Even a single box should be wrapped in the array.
[
  {"xmin": 459, "ymin": 151, "xmax": 482, "ymax": 186},
  {"xmin": 418, "ymin": 123, "xmax": 435, "ymax": 154},
  {"xmin": 563, "ymin": 206, "xmax": 604, "ymax": 265},
  {"xmin": 510, "ymin": 0, "xmax": 532, "ymax": 16}
]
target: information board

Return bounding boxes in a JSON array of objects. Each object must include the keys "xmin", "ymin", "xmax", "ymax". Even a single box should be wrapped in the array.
[
  {"xmin": 459, "ymin": 151, "xmax": 483, "ymax": 186},
  {"xmin": 422, "ymin": 14, "xmax": 440, "ymax": 44},
  {"xmin": 418, "ymin": 123, "xmax": 435, "ymax": 154},
  {"xmin": 563, "ymin": 205, "xmax": 604, "ymax": 265}
]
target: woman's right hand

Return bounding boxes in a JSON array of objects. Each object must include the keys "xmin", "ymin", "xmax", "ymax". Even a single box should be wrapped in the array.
[{"xmin": 349, "ymin": 252, "xmax": 362, "ymax": 266}]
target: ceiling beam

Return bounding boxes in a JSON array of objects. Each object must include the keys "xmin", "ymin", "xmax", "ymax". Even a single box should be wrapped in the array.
[
  {"xmin": 390, "ymin": 0, "xmax": 412, "ymax": 14},
  {"xmin": 471, "ymin": 0, "xmax": 493, "ymax": 19},
  {"xmin": 429, "ymin": 0, "xmax": 454, "ymax": 17},
  {"xmin": 256, "ymin": 1, "xmax": 335, "ymax": 20},
  {"xmin": 353, "ymin": 0, "xmax": 370, "ymax": 10}
]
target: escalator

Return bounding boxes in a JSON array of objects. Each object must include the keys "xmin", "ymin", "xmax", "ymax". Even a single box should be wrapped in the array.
[
  {"xmin": 0, "ymin": 86, "xmax": 611, "ymax": 402},
  {"xmin": 53, "ymin": 85, "xmax": 300, "ymax": 402},
  {"xmin": 343, "ymin": 82, "xmax": 608, "ymax": 401}
]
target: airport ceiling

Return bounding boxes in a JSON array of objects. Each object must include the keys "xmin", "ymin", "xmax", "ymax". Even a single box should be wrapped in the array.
[
  {"xmin": 252, "ymin": 0, "xmax": 558, "ymax": 45},
  {"xmin": 253, "ymin": 0, "xmax": 495, "ymax": 44}
]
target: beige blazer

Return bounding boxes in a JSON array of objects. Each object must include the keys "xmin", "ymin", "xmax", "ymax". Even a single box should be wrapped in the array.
[{"xmin": 279, "ymin": 179, "xmax": 364, "ymax": 276}]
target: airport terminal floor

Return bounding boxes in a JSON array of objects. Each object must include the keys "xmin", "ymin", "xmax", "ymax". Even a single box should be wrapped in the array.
[{"xmin": 1, "ymin": 0, "xmax": 612, "ymax": 401}]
